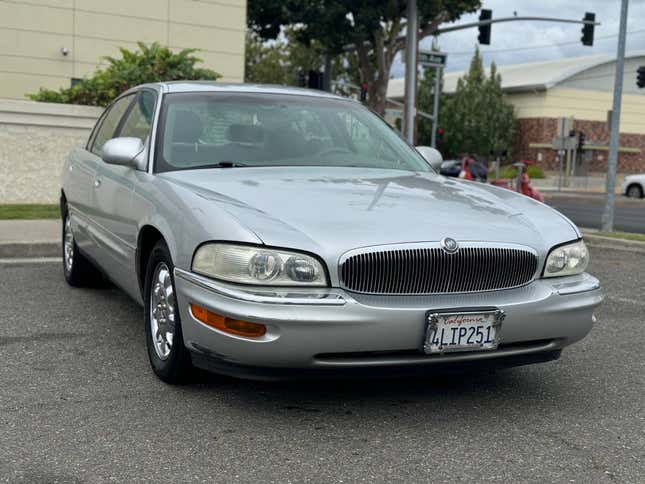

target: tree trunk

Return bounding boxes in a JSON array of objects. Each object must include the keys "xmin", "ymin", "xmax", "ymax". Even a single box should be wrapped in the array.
[{"xmin": 368, "ymin": 78, "xmax": 389, "ymax": 115}]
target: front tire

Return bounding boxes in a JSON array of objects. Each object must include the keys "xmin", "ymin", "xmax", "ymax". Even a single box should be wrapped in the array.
[
  {"xmin": 144, "ymin": 240, "xmax": 192, "ymax": 384},
  {"xmin": 626, "ymin": 184, "xmax": 643, "ymax": 199}
]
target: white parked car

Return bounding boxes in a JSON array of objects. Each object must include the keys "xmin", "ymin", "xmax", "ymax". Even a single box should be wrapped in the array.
[{"xmin": 621, "ymin": 174, "xmax": 645, "ymax": 198}]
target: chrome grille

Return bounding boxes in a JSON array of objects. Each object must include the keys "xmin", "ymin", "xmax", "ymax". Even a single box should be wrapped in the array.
[{"xmin": 340, "ymin": 246, "xmax": 538, "ymax": 295}]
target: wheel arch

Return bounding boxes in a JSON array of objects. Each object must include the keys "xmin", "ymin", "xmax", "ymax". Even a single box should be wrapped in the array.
[
  {"xmin": 60, "ymin": 190, "xmax": 67, "ymax": 219},
  {"xmin": 626, "ymin": 182, "xmax": 644, "ymax": 197},
  {"xmin": 136, "ymin": 225, "xmax": 167, "ymax": 298}
]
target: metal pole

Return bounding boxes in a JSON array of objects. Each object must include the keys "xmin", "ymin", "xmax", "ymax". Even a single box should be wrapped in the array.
[
  {"xmin": 403, "ymin": 0, "xmax": 418, "ymax": 144},
  {"xmin": 601, "ymin": 0, "xmax": 628, "ymax": 232},
  {"xmin": 558, "ymin": 152, "xmax": 563, "ymax": 192},
  {"xmin": 323, "ymin": 52, "xmax": 332, "ymax": 92},
  {"xmin": 430, "ymin": 66, "xmax": 441, "ymax": 148}
]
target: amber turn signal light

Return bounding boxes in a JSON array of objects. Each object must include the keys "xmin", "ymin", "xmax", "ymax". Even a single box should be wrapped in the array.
[{"xmin": 190, "ymin": 304, "xmax": 266, "ymax": 338}]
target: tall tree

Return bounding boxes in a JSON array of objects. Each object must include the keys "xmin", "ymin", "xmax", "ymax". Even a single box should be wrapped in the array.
[
  {"xmin": 248, "ymin": 0, "xmax": 481, "ymax": 114},
  {"xmin": 419, "ymin": 47, "xmax": 515, "ymax": 158}
]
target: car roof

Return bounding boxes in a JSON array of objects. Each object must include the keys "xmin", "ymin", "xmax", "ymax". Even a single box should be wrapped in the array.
[{"xmin": 133, "ymin": 81, "xmax": 351, "ymax": 102}]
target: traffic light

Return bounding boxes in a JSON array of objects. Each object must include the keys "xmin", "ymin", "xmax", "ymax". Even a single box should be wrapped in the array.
[
  {"xmin": 478, "ymin": 9, "xmax": 492, "ymax": 45},
  {"xmin": 436, "ymin": 127, "xmax": 444, "ymax": 149},
  {"xmin": 307, "ymin": 70, "xmax": 324, "ymax": 90},
  {"xmin": 637, "ymin": 66, "xmax": 645, "ymax": 88},
  {"xmin": 581, "ymin": 12, "xmax": 595, "ymax": 46},
  {"xmin": 360, "ymin": 83, "xmax": 368, "ymax": 102},
  {"xmin": 578, "ymin": 131, "xmax": 586, "ymax": 150},
  {"xmin": 297, "ymin": 71, "xmax": 307, "ymax": 87}
]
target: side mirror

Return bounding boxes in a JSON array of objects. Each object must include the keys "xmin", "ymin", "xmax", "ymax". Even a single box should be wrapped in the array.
[
  {"xmin": 101, "ymin": 137, "xmax": 144, "ymax": 168},
  {"xmin": 416, "ymin": 146, "xmax": 443, "ymax": 171}
]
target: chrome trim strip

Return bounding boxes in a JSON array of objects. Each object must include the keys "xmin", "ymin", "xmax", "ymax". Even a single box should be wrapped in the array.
[
  {"xmin": 314, "ymin": 339, "xmax": 562, "ymax": 367},
  {"xmin": 553, "ymin": 273, "xmax": 601, "ymax": 295},
  {"xmin": 338, "ymin": 241, "xmax": 539, "ymax": 264},
  {"xmin": 174, "ymin": 268, "xmax": 346, "ymax": 306}
]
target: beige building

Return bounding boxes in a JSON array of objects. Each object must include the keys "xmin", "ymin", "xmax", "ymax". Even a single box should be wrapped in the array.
[
  {"xmin": 0, "ymin": 0, "xmax": 246, "ymax": 100},
  {"xmin": 388, "ymin": 52, "xmax": 645, "ymax": 173}
]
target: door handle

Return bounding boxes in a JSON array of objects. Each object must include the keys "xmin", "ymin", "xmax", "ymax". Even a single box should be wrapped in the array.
[{"xmin": 94, "ymin": 179, "xmax": 101, "ymax": 188}]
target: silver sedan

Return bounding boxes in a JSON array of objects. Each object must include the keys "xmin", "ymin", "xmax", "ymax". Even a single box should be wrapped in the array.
[{"xmin": 61, "ymin": 82, "xmax": 602, "ymax": 382}]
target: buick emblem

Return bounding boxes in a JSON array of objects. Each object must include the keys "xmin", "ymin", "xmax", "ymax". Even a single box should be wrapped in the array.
[{"xmin": 440, "ymin": 237, "xmax": 459, "ymax": 254}]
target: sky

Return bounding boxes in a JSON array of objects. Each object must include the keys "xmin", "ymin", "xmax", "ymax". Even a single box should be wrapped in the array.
[{"xmin": 390, "ymin": 0, "xmax": 645, "ymax": 77}]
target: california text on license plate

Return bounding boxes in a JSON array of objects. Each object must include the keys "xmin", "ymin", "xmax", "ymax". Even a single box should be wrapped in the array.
[{"xmin": 423, "ymin": 309, "xmax": 506, "ymax": 354}]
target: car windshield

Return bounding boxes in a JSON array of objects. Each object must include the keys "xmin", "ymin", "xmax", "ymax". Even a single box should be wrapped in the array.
[{"xmin": 155, "ymin": 92, "xmax": 430, "ymax": 173}]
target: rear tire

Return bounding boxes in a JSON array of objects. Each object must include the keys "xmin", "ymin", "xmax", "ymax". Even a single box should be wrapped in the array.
[
  {"xmin": 626, "ymin": 184, "xmax": 643, "ymax": 199},
  {"xmin": 62, "ymin": 209, "xmax": 101, "ymax": 287},
  {"xmin": 144, "ymin": 240, "xmax": 192, "ymax": 384}
]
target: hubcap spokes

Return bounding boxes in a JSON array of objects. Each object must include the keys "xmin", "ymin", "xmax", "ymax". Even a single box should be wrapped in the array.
[
  {"xmin": 63, "ymin": 216, "xmax": 74, "ymax": 272},
  {"xmin": 150, "ymin": 263, "xmax": 176, "ymax": 360}
]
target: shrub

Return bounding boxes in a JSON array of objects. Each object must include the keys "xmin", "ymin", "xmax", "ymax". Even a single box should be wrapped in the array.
[
  {"xmin": 29, "ymin": 42, "xmax": 221, "ymax": 106},
  {"xmin": 495, "ymin": 165, "xmax": 545, "ymax": 180}
]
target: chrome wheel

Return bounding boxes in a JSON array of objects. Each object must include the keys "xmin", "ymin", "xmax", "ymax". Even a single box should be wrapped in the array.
[
  {"xmin": 149, "ymin": 262, "xmax": 176, "ymax": 360},
  {"xmin": 63, "ymin": 215, "xmax": 74, "ymax": 273}
]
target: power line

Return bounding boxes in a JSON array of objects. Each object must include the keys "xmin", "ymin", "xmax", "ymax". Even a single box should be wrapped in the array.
[{"xmin": 445, "ymin": 28, "xmax": 645, "ymax": 56}]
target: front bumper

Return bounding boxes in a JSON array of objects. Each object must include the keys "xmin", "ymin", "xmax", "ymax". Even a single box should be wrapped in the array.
[{"xmin": 174, "ymin": 269, "xmax": 602, "ymax": 376}]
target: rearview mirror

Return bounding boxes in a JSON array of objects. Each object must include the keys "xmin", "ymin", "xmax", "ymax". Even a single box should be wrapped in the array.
[
  {"xmin": 416, "ymin": 146, "xmax": 443, "ymax": 171},
  {"xmin": 101, "ymin": 137, "xmax": 144, "ymax": 168}
]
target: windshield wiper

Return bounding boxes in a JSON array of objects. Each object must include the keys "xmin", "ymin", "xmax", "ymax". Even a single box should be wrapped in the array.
[{"xmin": 202, "ymin": 161, "xmax": 249, "ymax": 168}]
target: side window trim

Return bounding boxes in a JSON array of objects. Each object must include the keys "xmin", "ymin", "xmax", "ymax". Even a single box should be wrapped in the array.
[
  {"xmin": 86, "ymin": 106, "xmax": 111, "ymax": 152},
  {"xmin": 116, "ymin": 88, "xmax": 159, "ymax": 171},
  {"xmin": 113, "ymin": 92, "xmax": 139, "ymax": 139},
  {"xmin": 89, "ymin": 94, "xmax": 136, "ymax": 155}
]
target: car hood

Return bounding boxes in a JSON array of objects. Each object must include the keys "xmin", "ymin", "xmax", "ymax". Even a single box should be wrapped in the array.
[{"xmin": 161, "ymin": 166, "xmax": 578, "ymax": 259}]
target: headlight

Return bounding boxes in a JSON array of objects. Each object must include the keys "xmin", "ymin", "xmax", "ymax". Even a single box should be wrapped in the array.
[
  {"xmin": 543, "ymin": 239, "xmax": 589, "ymax": 278},
  {"xmin": 192, "ymin": 243, "xmax": 328, "ymax": 286}
]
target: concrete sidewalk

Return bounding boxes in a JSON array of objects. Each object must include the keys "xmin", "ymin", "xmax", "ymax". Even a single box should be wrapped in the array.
[{"xmin": 0, "ymin": 219, "xmax": 60, "ymax": 257}]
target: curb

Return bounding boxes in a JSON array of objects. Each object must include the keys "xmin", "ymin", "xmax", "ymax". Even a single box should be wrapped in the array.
[
  {"xmin": 581, "ymin": 231, "xmax": 645, "ymax": 253},
  {"xmin": 0, "ymin": 241, "xmax": 60, "ymax": 258},
  {"xmin": 544, "ymin": 192, "xmax": 644, "ymax": 205}
]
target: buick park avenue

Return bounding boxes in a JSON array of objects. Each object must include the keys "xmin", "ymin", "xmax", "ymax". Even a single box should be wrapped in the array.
[{"xmin": 60, "ymin": 82, "xmax": 603, "ymax": 382}]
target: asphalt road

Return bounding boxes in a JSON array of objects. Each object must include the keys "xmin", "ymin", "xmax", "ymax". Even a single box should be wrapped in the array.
[
  {"xmin": 546, "ymin": 194, "xmax": 645, "ymax": 233},
  {"xmin": 1, "ymin": 248, "xmax": 644, "ymax": 483}
]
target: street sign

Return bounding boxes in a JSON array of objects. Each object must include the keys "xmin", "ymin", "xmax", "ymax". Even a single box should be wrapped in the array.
[
  {"xmin": 401, "ymin": 50, "xmax": 447, "ymax": 67},
  {"xmin": 419, "ymin": 51, "xmax": 447, "ymax": 67},
  {"xmin": 552, "ymin": 136, "xmax": 578, "ymax": 151},
  {"xmin": 556, "ymin": 117, "xmax": 574, "ymax": 137}
]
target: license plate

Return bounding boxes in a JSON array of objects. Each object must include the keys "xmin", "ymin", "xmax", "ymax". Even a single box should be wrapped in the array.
[{"xmin": 423, "ymin": 309, "xmax": 505, "ymax": 354}]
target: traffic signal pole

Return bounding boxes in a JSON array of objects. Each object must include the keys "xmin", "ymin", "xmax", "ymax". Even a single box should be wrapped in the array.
[
  {"xmin": 430, "ymin": 67, "xmax": 441, "ymax": 148},
  {"xmin": 601, "ymin": 0, "xmax": 629, "ymax": 232},
  {"xmin": 403, "ymin": 0, "xmax": 418, "ymax": 144},
  {"xmin": 434, "ymin": 15, "xmax": 599, "ymax": 35},
  {"xmin": 399, "ymin": 11, "xmax": 599, "ymax": 145}
]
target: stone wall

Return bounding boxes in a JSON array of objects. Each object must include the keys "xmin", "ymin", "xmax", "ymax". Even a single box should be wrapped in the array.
[
  {"xmin": 0, "ymin": 99, "xmax": 102, "ymax": 204},
  {"xmin": 514, "ymin": 117, "xmax": 645, "ymax": 174}
]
